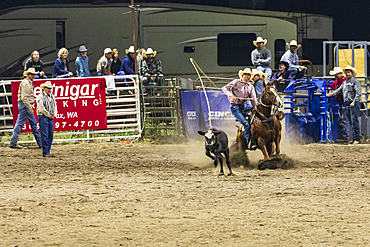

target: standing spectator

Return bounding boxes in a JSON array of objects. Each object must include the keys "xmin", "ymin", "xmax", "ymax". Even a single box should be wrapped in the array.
[
  {"xmin": 251, "ymin": 37, "xmax": 272, "ymax": 80},
  {"xmin": 327, "ymin": 67, "xmax": 346, "ymax": 142},
  {"xmin": 10, "ymin": 68, "xmax": 42, "ymax": 149},
  {"xmin": 280, "ymin": 40, "xmax": 307, "ymax": 79},
  {"xmin": 97, "ymin": 48, "xmax": 113, "ymax": 76},
  {"xmin": 271, "ymin": 61, "xmax": 293, "ymax": 92},
  {"xmin": 328, "ymin": 66, "xmax": 361, "ymax": 145},
  {"xmin": 52, "ymin": 47, "xmax": 73, "ymax": 78},
  {"xmin": 222, "ymin": 68, "xmax": 257, "ymax": 150},
  {"xmin": 36, "ymin": 81, "xmax": 57, "ymax": 157},
  {"xmin": 121, "ymin": 46, "xmax": 136, "ymax": 75},
  {"xmin": 75, "ymin": 45, "xmax": 90, "ymax": 77},
  {"xmin": 251, "ymin": 69, "xmax": 264, "ymax": 101},
  {"xmin": 24, "ymin": 50, "xmax": 47, "ymax": 79}
]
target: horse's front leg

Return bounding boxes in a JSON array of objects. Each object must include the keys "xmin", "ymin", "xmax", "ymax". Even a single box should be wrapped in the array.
[
  {"xmin": 275, "ymin": 130, "xmax": 282, "ymax": 155},
  {"xmin": 257, "ymin": 138, "xmax": 270, "ymax": 160}
]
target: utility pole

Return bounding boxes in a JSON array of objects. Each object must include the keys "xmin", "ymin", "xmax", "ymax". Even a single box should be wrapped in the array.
[{"xmin": 130, "ymin": 0, "xmax": 138, "ymax": 75}]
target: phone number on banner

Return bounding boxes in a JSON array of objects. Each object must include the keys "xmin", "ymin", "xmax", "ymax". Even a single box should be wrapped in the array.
[{"xmin": 55, "ymin": 120, "xmax": 101, "ymax": 129}]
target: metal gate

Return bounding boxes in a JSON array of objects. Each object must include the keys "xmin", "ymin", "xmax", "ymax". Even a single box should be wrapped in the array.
[
  {"xmin": 142, "ymin": 77, "xmax": 181, "ymax": 138},
  {"xmin": 0, "ymin": 75, "xmax": 141, "ymax": 145}
]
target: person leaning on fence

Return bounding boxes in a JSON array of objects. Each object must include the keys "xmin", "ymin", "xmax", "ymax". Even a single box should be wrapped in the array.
[
  {"xmin": 280, "ymin": 40, "xmax": 307, "ymax": 79},
  {"xmin": 327, "ymin": 67, "xmax": 346, "ymax": 143},
  {"xmin": 36, "ymin": 81, "xmax": 57, "ymax": 157},
  {"xmin": 110, "ymin": 48, "xmax": 126, "ymax": 85},
  {"xmin": 222, "ymin": 68, "xmax": 258, "ymax": 150},
  {"xmin": 9, "ymin": 68, "xmax": 42, "ymax": 149},
  {"xmin": 327, "ymin": 66, "xmax": 361, "ymax": 145},
  {"xmin": 52, "ymin": 47, "xmax": 73, "ymax": 78},
  {"xmin": 251, "ymin": 37, "xmax": 272, "ymax": 80},
  {"xmin": 24, "ymin": 50, "xmax": 47, "ymax": 79},
  {"xmin": 75, "ymin": 45, "xmax": 91, "ymax": 77},
  {"xmin": 270, "ymin": 61, "xmax": 293, "ymax": 92},
  {"xmin": 97, "ymin": 48, "xmax": 113, "ymax": 76},
  {"xmin": 141, "ymin": 48, "xmax": 164, "ymax": 96}
]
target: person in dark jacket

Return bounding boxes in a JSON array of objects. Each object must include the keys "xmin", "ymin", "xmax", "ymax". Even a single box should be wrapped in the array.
[
  {"xmin": 271, "ymin": 61, "xmax": 293, "ymax": 92},
  {"xmin": 111, "ymin": 48, "xmax": 121, "ymax": 75},
  {"xmin": 120, "ymin": 46, "xmax": 136, "ymax": 75},
  {"xmin": 24, "ymin": 50, "xmax": 47, "ymax": 79},
  {"xmin": 52, "ymin": 47, "xmax": 73, "ymax": 78}
]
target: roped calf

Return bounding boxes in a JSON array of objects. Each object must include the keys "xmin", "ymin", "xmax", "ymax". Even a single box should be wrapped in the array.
[{"xmin": 198, "ymin": 128, "xmax": 232, "ymax": 176}]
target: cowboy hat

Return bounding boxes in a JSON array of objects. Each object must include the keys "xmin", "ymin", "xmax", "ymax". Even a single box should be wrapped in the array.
[
  {"xmin": 253, "ymin": 37, "xmax": 267, "ymax": 47},
  {"xmin": 344, "ymin": 65, "xmax": 357, "ymax": 76},
  {"xmin": 145, "ymin": 48, "xmax": 157, "ymax": 56},
  {"xmin": 287, "ymin": 40, "xmax": 301, "ymax": 49},
  {"xmin": 238, "ymin": 68, "xmax": 253, "ymax": 79},
  {"xmin": 77, "ymin": 45, "xmax": 89, "ymax": 53},
  {"xmin": 261, "ymin": 72, "xmax": 268, "ymax": 79},
  {"xmin": 125, "ymin": 46, "xmax": 138, "ymax": 54},
  {"xmin": 40, "ymin": 81, "xmax": 54, "ymax": 89},
  {"xmin": 23, "ymin": 67, "xmax": 39, "ymax": 77},
  {"xmin": 252, "ymin": 69, "xmax": 263, "ymax": 77},
  {"xmin": 104, "ymin": 48, "xmax": 112, "ymax": 54},
  {"xmin": 329, "ymin": 67, "xmax": 344, "ymax": 75}
]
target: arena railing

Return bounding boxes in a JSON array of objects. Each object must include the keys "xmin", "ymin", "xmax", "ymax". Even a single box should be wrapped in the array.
[{"xmin": 0, "ymin": 75, "xmax": 142, "ymax": 145}]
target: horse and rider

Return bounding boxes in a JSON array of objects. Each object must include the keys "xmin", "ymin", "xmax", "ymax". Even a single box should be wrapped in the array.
[{"xmin": 222, "ymin": 67, "xmax": 285, "ymax": 160}]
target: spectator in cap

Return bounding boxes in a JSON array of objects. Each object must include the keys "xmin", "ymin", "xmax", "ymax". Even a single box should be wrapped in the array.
[
  {"xmin": 52, "ymin": 48, "xmax": 73, "ymax": 78},
  {"xmin": 24, "ymin": 50, "xmax": 47, "ymax": 79},
  {"xmin": 97, "ymin": 48, "xmax": 113, "ymax": 76},
  {"xmin": 36, "ymin": 81, "xmax": 57, "ymax": 157},
  {"xmin": 222, "ymin": 68, "xmax": 258, "ymax": 150},
  {"xmin": 251, "ymin": 37, "xmax": 272, "ymax": 81},
  {"xmin": 328, "ymin": 66, "xmax": 361, "ymax": 145},
  {"xmin": 75, "ymin": 45, "xmax": 90, "ymax": 77},
  {"xmin": 271, "ymin": 61, "xmax": 293, "ymax": 92},
  {"xmin": 10, "ymin": 68, "xmax": 42, "ymax": 149},
  {"xmin": 327, "ymin": 67, "xmax": 346, "ymax": 142},
  {"xmin": 280, "ymin": 40, "xmax": 307, "ymax": 79},
  {"xmin": 141, "ymin": 48, "xmax": 164, "ymax": 95}
]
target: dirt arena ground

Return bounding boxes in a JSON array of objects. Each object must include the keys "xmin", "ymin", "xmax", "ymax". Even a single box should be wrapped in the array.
[{"xmin": 1, "ymin": 139, "xmax": 370, "ymax": 246}]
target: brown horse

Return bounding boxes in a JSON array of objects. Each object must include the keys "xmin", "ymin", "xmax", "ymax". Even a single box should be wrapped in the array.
[{"xmin": 236, "ymin": 82, "xmax": 285, "ymax": 160}]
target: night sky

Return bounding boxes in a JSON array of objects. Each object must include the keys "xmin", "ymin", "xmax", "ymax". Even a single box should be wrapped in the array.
[{"xmin": 1, "ymin": 0, "xmax": 369, "ymax": 40}]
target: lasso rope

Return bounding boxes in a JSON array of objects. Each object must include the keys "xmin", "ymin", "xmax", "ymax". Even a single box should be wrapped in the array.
[{"xmin": 190, "ymin": 58, "xmax": 213, "ymax": 128}]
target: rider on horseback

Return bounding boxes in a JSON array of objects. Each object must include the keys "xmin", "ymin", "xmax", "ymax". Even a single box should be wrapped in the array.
[{"xmin": 222, "ymin": 68, "xmax": 258, "ymax": 150}]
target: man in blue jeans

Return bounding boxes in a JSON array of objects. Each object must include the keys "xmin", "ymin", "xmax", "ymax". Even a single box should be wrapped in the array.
[
  {"xmin": 10, "ymin": 68, "xmax": 42, "ymax": 149},
  {"xmin": 328, "ymin": 66, "xmax": 361, "ymax": 145},
  {"xmin": 36, "ymin": 81, "xmax": 57, "ymax": 157},
  {"xmin": 222, "ymin": 68, "xmax": 258, "ymax": 150}
]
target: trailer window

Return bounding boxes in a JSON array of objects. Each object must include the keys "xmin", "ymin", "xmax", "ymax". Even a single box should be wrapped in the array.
[
  {"xmin": 302, "ymin": 39, "xmax": 329, "ymax": 65},
  {"xmin": 56, "ymin": 21, "xmax": 65, "ymax": 49},
  {"xmin": 217, "ymin": 33, "xmax": 256, "ymax": 66},
  {"xmin": 274, "ymin": 39, "xmax": 286, "ymax": 69}
]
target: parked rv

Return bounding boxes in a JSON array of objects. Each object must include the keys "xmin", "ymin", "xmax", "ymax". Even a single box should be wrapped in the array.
[{"xmin": 0, "ymin": 3, "xmax": 333, "ymax": 80}]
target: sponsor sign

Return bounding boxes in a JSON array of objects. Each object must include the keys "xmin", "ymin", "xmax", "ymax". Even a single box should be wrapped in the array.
[
  {"xmin": 181, "ymin": 90, "xmax": 237, "ymax": 139},
  {"xmin": 11, "ymin": 78, "xmax": 107, "ymax": 132}
]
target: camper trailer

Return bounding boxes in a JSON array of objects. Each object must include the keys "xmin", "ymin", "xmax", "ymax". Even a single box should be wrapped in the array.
[{"xmin": 0, "ymin": 3, "xmax": 333, "ymax": 80}]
